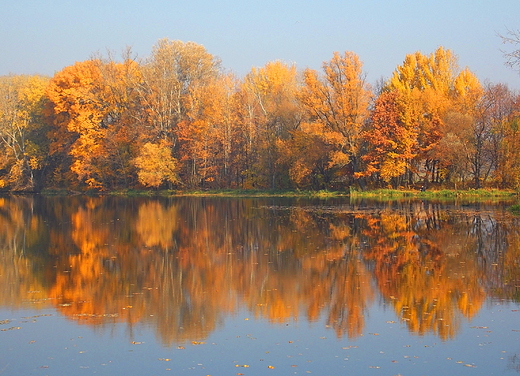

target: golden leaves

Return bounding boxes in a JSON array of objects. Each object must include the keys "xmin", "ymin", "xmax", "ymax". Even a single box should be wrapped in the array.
[{"xmin": 133, "ymin": 141, "xmax": 179, "ymax": 188}]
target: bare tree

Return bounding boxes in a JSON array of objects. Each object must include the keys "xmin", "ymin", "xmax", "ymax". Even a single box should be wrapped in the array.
[{"xmin": 499, "ymin": 28, "xmax": 520, "ymax": 72}]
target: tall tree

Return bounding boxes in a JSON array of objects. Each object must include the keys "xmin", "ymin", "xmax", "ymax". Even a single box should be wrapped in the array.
[
  {"xmin": 299, "ymin": 51, "xmax": 372, "ymax": 186},
  {"xmin": 239, "ymin": 61, "xmax": 301, "ymax": 188},
  {"xmin": 137, "ymin": 39, "xmax": 221, "ymax": 148},
  {"xmin": 476, "ymin": 83, "xmax": 518, "ymax": 188},
  {"xmin": 387, "ymin": 47, "xmax": 483, "ymax": 186},
  {"xmin": 359, "ymin": 90, "xmax": 417, "ymax": 187},
  {"xmin": 179, "ymin": 73, "xmax": 241, "ymax": 188},
  {"xmin": 46, "ymin": 57, "xmax": 144, "ymax": 190},
  {"xmin": 0, "ymin": 74, "xmax": 49, "ymax": 191}
]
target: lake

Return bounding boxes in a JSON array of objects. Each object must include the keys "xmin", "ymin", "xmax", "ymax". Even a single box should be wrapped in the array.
[{"xmin": 0, "ymin": 195, "xmax": 519, "ymax": 375}]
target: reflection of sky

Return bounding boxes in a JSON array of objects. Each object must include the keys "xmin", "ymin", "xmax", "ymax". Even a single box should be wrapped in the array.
[{"xmin": 1, "ymin": 299, "xmax": 519, "ymax": 375}]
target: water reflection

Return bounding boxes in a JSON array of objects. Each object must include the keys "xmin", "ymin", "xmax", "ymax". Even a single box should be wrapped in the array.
[{"xmin": 0, "ymin": 196, "xmax": 519, "ymax": 345}]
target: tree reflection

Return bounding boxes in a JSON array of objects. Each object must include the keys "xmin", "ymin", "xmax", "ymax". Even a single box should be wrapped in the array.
[{"xmin": 0, "ymin": 196, "xmax": 518, "ymax": 345}]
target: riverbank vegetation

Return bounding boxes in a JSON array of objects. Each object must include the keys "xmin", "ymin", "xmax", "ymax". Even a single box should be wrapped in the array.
[{"xmin": 1, "ymin": 40, "xmax": 520, "ymax": 194}]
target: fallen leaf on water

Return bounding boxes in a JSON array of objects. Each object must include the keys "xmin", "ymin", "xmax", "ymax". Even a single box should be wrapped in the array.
[
  {"xmin": 192, "ymin": 341, "xmax": 205, "ymax": 345},
  {"xmin": 235, "ymin": 365, "xmax": 249, "ymax": 368},
  {"xmin": 268, "ymin": 365, "xmax": 275, "ymax": 369},
  {"xmin": 158, "ymin": 358, "xmax": 171, "ymax": 361},
  {"xmin": 1, "ymin": 327, "xmax": 21, "ymax": 331},
  {"xmin": 131, "ymin": 341, "xmax": 143, "ymax": 345},
  {"xmin": 177, "ymin": 346, "xmax": 185, "ymax": 349},
  {"xmin": 464, "ymin": 364, "xmax": 477, "ymax": 368}
]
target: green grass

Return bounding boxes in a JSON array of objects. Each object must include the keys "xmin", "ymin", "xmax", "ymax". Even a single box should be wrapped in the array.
[
  {"xmin": 160, "ymin": 189, "xmax": 349, "ymax": 198},
  {"xmin": 509, "ymin": 204, "xmax": 520, "ymax": 215},
  {"xmin": 350, "ymin": 188, "xmax": 517, "ymax": 199},
  {"xmin": 46, "ymin": 187, "xmax": 518, "ymax": 200}
]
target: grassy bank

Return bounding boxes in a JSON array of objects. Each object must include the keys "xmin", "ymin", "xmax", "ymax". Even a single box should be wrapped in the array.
[
  {"xmin": 41, "ymin": 187, "xmax": 518, "ymax": 200},
  {"xmin": 109, "ymin": 189, "xmax": 350, "ymax": 198},
  {"xmin": 349, "ymin": 188, "xmax": 518, "ymax": 199},
  {"xmin": 106, "ymin": 188, "xmax": 518, "ymax": 199}
]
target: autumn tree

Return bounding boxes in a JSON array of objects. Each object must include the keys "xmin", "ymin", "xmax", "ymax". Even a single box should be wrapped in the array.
[
  {"xmin": 234, "ymin": 61, "xmax": 301, "ymax": 188},
  {"xmin": 132, "ymin": 140, "xmax": 179, "ymax": 188},
  {"xmin": 475, "ymin": 83, "xmax": 518, "ymax": 188},
  {"xmin": 359, "ymin": 90, "xmax": 417, "ymax": 187},
  {"xmin": 94, "ymin": 53, "xmax": 145, "ymax": 187},
  {"xmin": 279, "ymin": 122, "xmax": 334, "ymax": 189},
  {"xmin": 298, "ymin": 51, "xmax": 372, "ymax": 187},
  {"xmin": 387, "ymin": 47, "xmax": 484, "ymax": 187},
  {"xmin": 137, "ymin": 39, "xmax": 221, "ymax": 147},
  {"xmin": 178, "ymin": 73, "xmax": 239, "ymax": 188},
  {"xmin": 46, "ymin": 57, "xmax": 145, "ymax": 190},
  {"xmin": 0, "ymin": 74, "xmax": 49, "ymax": 191}
]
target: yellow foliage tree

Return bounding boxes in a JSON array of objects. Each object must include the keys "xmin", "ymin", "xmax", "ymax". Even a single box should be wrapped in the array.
[
  {"xmin": 133, "ymin": 141, "xmax": 179, "ymax": 188},
  {"xmin": 0, "ymin": 74, "xmax": 49, "ymax": 190},
  {"xmin": 299, "ymin": 51, "xmax": 372, "ymax": 185},
  {"xmin": 387, "ymin": 47, "xmax": 483, "ymax": 186}
]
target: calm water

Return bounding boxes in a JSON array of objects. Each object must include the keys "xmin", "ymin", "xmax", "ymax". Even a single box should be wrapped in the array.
[{"xmin": 1, "ymin": 195, "xmax": 520, "ymax": 375}]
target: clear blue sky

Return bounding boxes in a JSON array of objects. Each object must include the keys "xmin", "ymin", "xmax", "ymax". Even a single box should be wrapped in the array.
[{"xmin": 2, "ymin": 0, "xmax": 519, "ymax": 88}]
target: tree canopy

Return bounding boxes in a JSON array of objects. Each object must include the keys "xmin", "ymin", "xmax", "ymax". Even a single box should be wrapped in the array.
[{"xmin": 1, "ymin": 41, "xmax": 519, "ymax": 192}]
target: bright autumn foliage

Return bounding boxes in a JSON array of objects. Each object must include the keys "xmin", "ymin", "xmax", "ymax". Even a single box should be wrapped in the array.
[
  {"xmin": 237, "ymin": 60, "xmax": 301, "ymax": 188},
  {"xmin": 2, "ymin": 41, "xmax": 519, "ymax": 191},
  {"xmin": 133, "ymin": 141, "xmax": 179, "ymax": 188},
  {"xmin": 0, "ymin": 74, "xmax": 49, "ymax": 190},
  {"xmin": 46, "ymin": 60, "xmax": 113, "ymax": 189},
  {"xmin": 360, "ymin": 90, "xmax": 417, "ymax": 185},
  {"xmin": 299, "ymin": 51, "xmax": 372, "ymax": 184},
  {"xmin": 138, "ymin": 39, "xmax": 221, "ymax": 147},
  {"xmin": 385, "ymin": 47, "xmax": 487, "ymax": 186}
]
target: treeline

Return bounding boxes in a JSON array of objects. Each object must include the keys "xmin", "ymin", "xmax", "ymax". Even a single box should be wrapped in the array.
[{"xmin": 0, "ymin": 39, "xmax": 519, "ymax": 192}]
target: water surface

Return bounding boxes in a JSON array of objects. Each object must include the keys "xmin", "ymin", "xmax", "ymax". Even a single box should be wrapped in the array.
[{"xmin": 0, "ymin": 196, "xmax": 519, "ymax": 375}]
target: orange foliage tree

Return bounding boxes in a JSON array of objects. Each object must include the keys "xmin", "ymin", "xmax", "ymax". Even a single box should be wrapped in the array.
[
  {"xmin": 358, "ymin": 90, "xmax": 417, "ymax": 187},
  {"xmin": 386, "ymin": 47, "xmax": 486, "ymax": 187},
  {"xmin": 234, "ymin": 61, "xmax": 301, "ymax": 188},
  {"xmin": 298, "ymin": 51, "xmax": 372, "ymax": 187}
]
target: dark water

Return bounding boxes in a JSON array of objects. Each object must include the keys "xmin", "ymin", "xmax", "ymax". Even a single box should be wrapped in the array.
[{"xmin": 1, "ymin": 195, "xmax": 520, "ymax": 375}]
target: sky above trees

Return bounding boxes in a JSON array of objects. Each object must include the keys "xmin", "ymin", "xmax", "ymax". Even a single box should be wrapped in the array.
[{"xmin": 1, "ymin": 0, "xmax": 519, "ymax": 88}]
